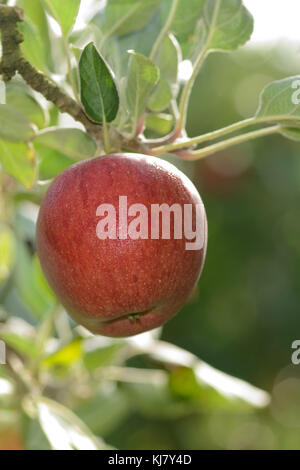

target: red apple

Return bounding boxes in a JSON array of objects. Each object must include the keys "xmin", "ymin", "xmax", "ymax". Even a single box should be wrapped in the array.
[{"xmin": 36, "ymin": 154, "xmax": 207, "ymax": 337}]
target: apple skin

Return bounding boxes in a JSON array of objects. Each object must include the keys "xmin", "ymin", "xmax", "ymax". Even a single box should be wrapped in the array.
[{"xmin": 36, "ymin": 154, "xmax": 207, "ymax": 337}]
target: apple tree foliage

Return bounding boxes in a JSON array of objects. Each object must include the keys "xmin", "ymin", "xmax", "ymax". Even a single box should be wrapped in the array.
[{"xmin": 0, "ymin": 0, "xmax": 298, "ymax": 449}]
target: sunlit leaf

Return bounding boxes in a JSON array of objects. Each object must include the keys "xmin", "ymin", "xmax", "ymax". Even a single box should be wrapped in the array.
[
  {"xmin": 75, "ymin": 388, "xmax": 129, "ymax": 436},
  {"xmin": 6, "ymin": 84, "xmax": 46, "ymax": 129},
  {"xmin": 124, "ymin": 380, "xmax": 192, "ymax": 419},
  {"xmin": 23, "ymin": 418, "xmax": 52, "ymax": 451},
  {"xmin": 35, "ymin": 397, "xmax": 107, "ymax": 450},
  {"xmin": 153, "ymin": 34, "xmax": 180, "ymax": 86},
  {"xmin": 113, "ymin": 13, "xmax": 162, "ymax": 75},
  {"xmin": 148, "ymin": 33, "xmax": 180, "ymax": 113},
  {"xmin": 0, "ymin": 331, "xmax": 38, "ymax": 359},
  {"xmin": 126, "ymin": 52, "xmax": 159, "ymax": 132},
  {"xmin": 79, "ymin": 43, "xmax": 119, "ymax": 123},
  {"xmin": 43, "ymin": 0, "xmax": 81, "ymax": 36},
  {"xmin": 15, "ymin": 202, "xmax": 39, "ymax": 242},
  {"xmin": 43, "ymin": 339, "xmax": 82, "ymax": 368},
  {"xmin": 166, "ymin": 0, "xmax": 205, "ymax": 37},
  {"xmin": 148, "ymin": 80, "xmax": 172, "ymax": 112},
  {"xmin": 19, "ymin": 19, "xmax": 48, "ymax": 73},
  {"xmin": 17, "ymin": 0, "xmax": 53, "ymax": 71},
  {"xmin": 204, "ymin": 0, "xmax": 254, "ymax": 51},
  {"xmin": 129, "ymin": 338, "xmax": 270, "ymax": 408},
  {"xmin": 256, "ymin": 76, "xmax": 300, "ymax": 126},
  {"xmin": 100, "ymin": 0, "xmax": 163, "ymax": 37},
  {"xmin": 15, "ymin": 243, "xmax": 55, "ymax": 319},
  {"xmin": 146, "ymin": 113, "xmax": 173, "ymax": 135},
  {"xmin": 37, "ymin": 148, "xmax": 76, "ymax": 180},
  {"xmin": 279, "ymin": 127, "xmax": 300, "ymax": 141},
  {"xmin": 173, "ymin": 0, "xmax": 252, "ymax": 58},
  {"xmin": 0, "ymin": 141, "xmax": 36, "ymax": 188},
  {"xmin": 32, "ymin": 255, "xmax": 55, "ymax": 303},
  {"xmin": 168, "ymin": 366, "xmax": 202, "ymax": 399},
  {"xmin": 33, "ymin": 127, "xmax": 97, "ymax": 160},
  {"xmin": 0, "ymin": 227, "xmax": 15, "ymax": 284},
  {"xmin": 83, "ymin": 343, "xmax": 123, "ymax": 372},
  {"xmin": 180, "ymin": 18, "xmax": 206, "ymax": 61},
  {"xmin": 0, "ymin": 105, "xmax": 35, "ymax": 142}
]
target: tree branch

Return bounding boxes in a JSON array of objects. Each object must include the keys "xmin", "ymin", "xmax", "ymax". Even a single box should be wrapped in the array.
[
  {"xmin": 0, "ymin": 5, "xmax": 24, "ymax": 81},
  {"xmin": 0, "ymin": 5, "xmax": 101, "ymax": 139}
]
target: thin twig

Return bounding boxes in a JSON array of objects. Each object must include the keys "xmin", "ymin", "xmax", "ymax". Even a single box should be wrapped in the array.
[
  {"xmin": 175, "ymin": 0, "xmax": 221, "ymax": 135},
  {"xmin": 174, "ymin": 125, "xmax": 282, "ymax": 161}
]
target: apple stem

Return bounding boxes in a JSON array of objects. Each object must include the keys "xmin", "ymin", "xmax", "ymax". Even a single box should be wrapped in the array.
[{"xmin": 102, "ymin": 115, "xmax": 111, "ymax": 154}]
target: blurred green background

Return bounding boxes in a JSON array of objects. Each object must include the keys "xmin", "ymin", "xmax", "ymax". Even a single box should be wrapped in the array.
[
  {"xmin": 167, "ymin": 42, "xmax": 300, "ymax": 389},
  {"xmin": 111, "ymin": 42, "xmax": 300, "ymax": 450}
]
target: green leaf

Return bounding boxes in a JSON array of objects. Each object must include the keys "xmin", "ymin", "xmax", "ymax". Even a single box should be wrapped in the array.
[
  {"xmin": 43, "ymin": 339, "xmax": 83, "ymax": 369},
  {"xmin": 153, "ymin": 0, "xmax": 205, "ymax": 59},
  {"xmin": 35, "ymin": 397, "xmax": 108, "ymax": 450},
  {"xmin": 256, "ymin": 76, "xmax": 300, "ymax": 126},
  {"xmin": 0, "ymin": 226, "xmax": 15, "ymax": 284},
  {"xmin": 0, "ymin": 105, "xmax": 35, "ymax": 142},
  {"xmin": 79, "ymin": 43, "xmax": 119, "ymax": 124},
  {"xmin": 180, "ymin": 17, "xmax": 206, "ymax": 61},
  {"xmin": 83, "ymin": 343, "xmax": 123, "ymax": 372},
  {"xmin": 124, "ymin": 380, "xmax": 192, "ymax": 419},
  {"xmin": 146, "ymin": 113, "xmax": 173, "ymax": 135},
  {"xmin": 168, "ymin": 366, "xmax": 202, "ymax": 400},
  {"xmin": 148, "ymin": 80, "xmax": 172, "ymax": 112},
  {"xmin": 0, "ymin": 79, "xmax": 5, "ymax": 105},
  {"xmin": 0, "ymin": 141, "xmax": 36, "ymax": 188},
  {"xmin": 37, "ymin": 148, "xmax": 76, "ymax": 180},
  {"xmin": 148, "ymin": 34, "xmax": 180, "ymax": 112},
  {"xmin": 33, "ymin": 127, "xmax": 97, "ymax": 160},
  {"xmin": 111, "ymin": 12, "xmax": 162, "ymax": 75},
  {"xmin": 75, "ymin": 389, "xmax": 129, "ymax": 437},
  {"xmin": 173, "ymin": 0, "xmax": 252, "ymax": 58},
  {"xmin": 17, "ymin": 0, "xmax": 53, "ymax": 71},
  {"xmin": 43, "ymin": 0, "xmax": 81, "ymax": 36},
  {"xmin": 0, "ymin": 331, "xmax": 38, "ymax": 359},
  {"xmin": 167, "ymin": 366, "xmax": 261, "ymax": 410},
  {"xmin": 15, "ymin": 244, "xmax": 56, "ymax": 319},
  {"xmin": 32, "ymin": 255, "xmax": 55, "ymax": 303},
  {"xmin": 101, "ymin": 39, "xmax": 123, "ymax": 81},
  {"xmin": 204, "ymin": 0, "xmax": 254, "ymax": 51},
  {"xmin": 136, "ymin": 339, "xmax": 270, "ymax": 408},
  {"xmin": 166, "ymin": 0, "xmax": 205, "ymax": 37},
  {"xmin": 279, "ymin": 127, "xmax": 300, "ymax": 141},
  {"xmin": 101, "ymin": 0, "xmax": 163, "ymax": 37},
  {"xmin": 126, "ymin": 52, "xmax": 159, "ymax": 132},
  {"xmin": 23, "ymin": 418, "xmax": 52, "ymax": 450},
  {"xmin": 6, "ymin": 84, "xmax": 46, "ymax": 129},
  {"xmin": 152, "ymin": 34, "xmax": 180, "ymax": 86},
  {"xmin": 20, "ymin": 19, "xmax": 48, "ymax": 73}
]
